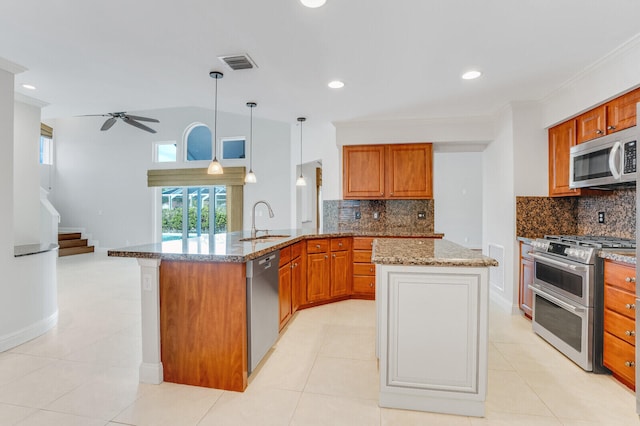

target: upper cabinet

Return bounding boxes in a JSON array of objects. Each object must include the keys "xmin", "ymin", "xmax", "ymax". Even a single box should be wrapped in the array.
[
  {"xmin": 576, "ymin": 87, "xmax": 640, "ymax": 144},
  {"xmin": 343, "ymin": 143, "xmax": 433, "ymax": 199},
  {"xmin": 549, "ymin": 120, "xmax": 581, "ymax": 197}
]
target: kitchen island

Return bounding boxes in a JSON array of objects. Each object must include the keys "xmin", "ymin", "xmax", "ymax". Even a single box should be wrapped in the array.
[
  {"xmin": 108, "ymin": 229, "xmax": 443, "ymax": 392},
  {"xmin": 372, "ymin": 238, "xmax": 498, "ymax": 417}
]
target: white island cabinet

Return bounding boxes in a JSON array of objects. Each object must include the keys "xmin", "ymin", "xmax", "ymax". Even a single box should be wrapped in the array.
[{"xmin": 373, "ymin": 238, "xmax": 498, "ymax": 417}]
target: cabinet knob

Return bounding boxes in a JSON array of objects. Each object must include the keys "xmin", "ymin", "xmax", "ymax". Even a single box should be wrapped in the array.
[
  {"xmin": 625, "ymin": 303, "xmax": 636, "ymax": 310},
  {"xmin": 625, "ymin": 276, "xmax": 636, "ymax": 283},
  {"xmin": 625, "ymin": 361, "xmax": 635, "ymax": 368},
  {"xmin": 370, "ymin": 268, "xmax": 374, "ymax": 272},
  {"xmin": 324, "ymin": 255, "xmax": 328, "ymax": 259},
  {"xmin": 595, "ymin": 129, "xmax": 604, "ymax": 135},
  {"xmin": 369, "ymin": 282, "xmax": 374, "ymax": 287},
  {"xmin": 316, "ymin": 244, "xmax": 321, "ymax": 249},
  {"xmin": 625, "ymin": 330, "xmax": 636, "ymax": 337},
  {"xmin": 607, "ymin": 125, "xmax": 616, "ymax": 130},
  {"xmin": 332, "ymin": 254, "xmax": 336, "ymax": 258},
  {"xmin": 338, "ymin": 242, "xmax": 343, "ymax": 247},
  {"xmin": 380, "ymin": 192, "xmax": 384, "ymax": 196}
]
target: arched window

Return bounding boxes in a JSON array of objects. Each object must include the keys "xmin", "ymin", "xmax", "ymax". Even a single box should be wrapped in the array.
[{"xmin": 185, "ymin": 123, "xmax": 212, "ymax": 161}]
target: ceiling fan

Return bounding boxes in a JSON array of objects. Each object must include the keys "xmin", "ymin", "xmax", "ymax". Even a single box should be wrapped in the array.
[{"xmin": 83, "ymin": 112, "xmax": 159, "ymax": 134}]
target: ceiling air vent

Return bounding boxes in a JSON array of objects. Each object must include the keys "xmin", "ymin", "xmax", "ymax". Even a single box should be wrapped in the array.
[{"xmin": 218, "ymin": 54, "xmax": 257, "ymax": 71}]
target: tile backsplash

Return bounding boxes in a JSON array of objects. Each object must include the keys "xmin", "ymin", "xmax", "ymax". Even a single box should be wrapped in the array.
[
  {"xmin": 516, "ymin": 189, "xmax": 636, "ymax": 239},
  {"xmin": 323, "ymin": 199, "xmax": 434, "ymax": 233}
]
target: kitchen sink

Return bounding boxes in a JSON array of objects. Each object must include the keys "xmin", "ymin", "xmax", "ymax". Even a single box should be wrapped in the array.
[{"xmin": 239, "ymin": 234, "xmax": 290, "ymax": 243}]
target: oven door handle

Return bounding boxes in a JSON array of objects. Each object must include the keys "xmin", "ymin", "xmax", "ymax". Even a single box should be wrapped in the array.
[
  {"xmin": 529, "ymin": 253, "xmax": 588, "ymax": 272},
  {"xmin": 530, "ymin": 284, "xmax": 585, "ymax": 313}
]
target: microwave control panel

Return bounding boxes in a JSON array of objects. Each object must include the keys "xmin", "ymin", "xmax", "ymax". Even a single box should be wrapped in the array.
[{"xmin": 623, "ymin": 140, "xmax": 636, "ymax": 174}]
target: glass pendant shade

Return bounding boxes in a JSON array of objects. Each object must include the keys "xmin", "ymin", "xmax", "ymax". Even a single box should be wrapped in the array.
[
  {"xmin": 296, "ymin": 174, "xmax": 307, "ymax": 186},
  {"xmin": 208, "ymin": 71, "xmax": 224, "ymax": 175},
  {"xmin": 208, "ymin": 159, "xmax": 223, "ymax": 174},
  {"xmin": 245, "ymin": 170, "xmax": 257, "ymax": 183}
]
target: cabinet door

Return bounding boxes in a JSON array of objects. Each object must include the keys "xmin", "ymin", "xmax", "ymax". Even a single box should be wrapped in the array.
[
  {"xmin": 386, "ymin": 143, "xmax": 433, "ymax": 199},
  {"xmin": 606, "ymin": 88, "xmax": 640, "ymax": 133},
  {"xmin": 519, "ymin": 258, "xmax": 533, "ymax": 318},
  {"xmin": 331, "ymin": 250, "xmax": 351, "ymax": 297},
  {"xmin": 278, "ymin": 263, "xmax": 292, "ymax": 330},
  {"xmin": 307, "ymin": 253, "xmax": 330, "ymax": 302},
  {"xmin": 576, "ymin": 105, "xmax": 606, "ymax": 144},
  {"xmin": 343, "ymin": 145, "xmax": 385, "ymax": 199},
  {"xmin": 291, "ymin": 258, "xmax": 302, "ymax": 312},
  {"xmin": 549, "ymin": 120, "xmax": 580, "ymax": 197}
]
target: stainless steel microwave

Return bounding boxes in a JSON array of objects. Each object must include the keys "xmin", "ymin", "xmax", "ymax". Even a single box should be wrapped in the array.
[{"xmin": 569, "ymin": 126, "xmax": 637, "ymax": 189}]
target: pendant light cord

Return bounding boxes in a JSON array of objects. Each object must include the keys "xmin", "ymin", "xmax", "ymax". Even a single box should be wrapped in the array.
[
  {"xmin": 213, "ymin": 76, "xmax": 218, "ymax": 159},
  {"xmin": 250, "ymin": 105, "xmax": 253, "ymax": 170}
]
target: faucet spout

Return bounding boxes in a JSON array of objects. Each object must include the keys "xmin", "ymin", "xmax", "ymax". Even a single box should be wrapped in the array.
[{"xmin": 251, "ymin": 200, "xmax": 275, "ymax": 239}]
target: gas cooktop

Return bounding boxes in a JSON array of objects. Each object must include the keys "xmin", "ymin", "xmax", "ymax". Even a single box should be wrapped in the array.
[{"xmin": 543, "ymin": 235, "xmax": 636, "ymax": 249}]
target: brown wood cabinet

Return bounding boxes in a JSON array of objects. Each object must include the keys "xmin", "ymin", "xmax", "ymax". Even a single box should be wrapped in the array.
[
  {"xmin": 290, "ymin": 241, "xmax": 304, "ymax": 312},
  {"xmin": 548, "ymin": 120, "xmax": 581, "ymax": 197},
  {"xmin": 518, "ymin": 241, "xmax": 533, "ymax": 319},
  {"xmin": 330, "ymin": 237, "xmax": 351, "ymax": 297},
  {"xmin": 352, "ymin": 237, "xmax": 376, "ymax": 298},
  {"xmin": 306, "ymin": 239, "xmax": 331, "ymax": 303},
  {"xmin": 603, "ymin": 259, "xmax": 636, "ymax": 390},
  {"xmin": 278, "ymin": 260, "xmax": 292, "ymax": 330},
  {"xmin": 576, "ymin": 88, "xmax": 640, "ymax": 144},
  {"xmin": 278, "ymin": 242, "xmax": 305, "ymax": 330},
  {"xmin": 343, "ymin": 143, "xmax": 433, "ymax": 199}
]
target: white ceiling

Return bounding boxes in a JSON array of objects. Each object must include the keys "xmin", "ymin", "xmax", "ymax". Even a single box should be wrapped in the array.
[{"xmin": 2, "ymin": 0, "xmax": 640, "ymax": 126}]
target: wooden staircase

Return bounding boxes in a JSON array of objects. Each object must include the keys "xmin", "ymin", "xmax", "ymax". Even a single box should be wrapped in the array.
[{"xmin": 58, "ymin": 232, "xmax": 95, "ymax": 257}]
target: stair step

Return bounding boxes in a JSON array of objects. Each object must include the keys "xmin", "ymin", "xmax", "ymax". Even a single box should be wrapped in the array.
[
  {"xmin": 59, "ymin": 246, "xmax": 95, "ymax": 257},
  {"xmin": 58, "ymin": 238, "xmax": 89, "ymax": 249},
  {"xmin": 58, "ymin": 232, "xmax": 82, "ymax": 241}
]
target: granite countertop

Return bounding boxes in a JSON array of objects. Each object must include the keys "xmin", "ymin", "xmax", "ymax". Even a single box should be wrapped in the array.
[
  {"xmin": 14, "ymin": 243, "xmax": 59, "ymax": 257},
  {"xmin": 371, "ymin": 238, "xmax": 499, "ymax": 267},
  {"xmin": 107, "ymin": 229, "xmax": 445, "ymax": 263},
  {"xmin": 598, "ymin": 250, "xmax": 636, "ymax": 266}
]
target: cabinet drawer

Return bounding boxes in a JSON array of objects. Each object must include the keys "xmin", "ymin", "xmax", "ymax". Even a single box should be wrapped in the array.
[
  {"xmin": 603, "ymin": 332, "xmax": 635, "ymax": 387},
  {"xmin": 291, "ymin": 241, "xmax": 304, "ymax": 259},
  {"xmin": 353, "ymin": 263, "xmax": 375, "ymax": 276},
  {"xmin": 604, "ymin": 261, "xmax": 636, "ymax": 293},
  {"xmin": 353, "ymin": 276, "xmax": 375, "ymax": 294},
  {"xmin": 330, "ymin": 237, "xmax": 351, "ymax": 252},
  {"xmin": 604, "ymin": 308, "xmax": 636, "ymax": 346},
  {"xmin": 279, "ymin": 246, "xmax": 291, "ymax": 267},
  {"xmin": 307, "ymin": 239, "xmax": 329, "ymax": 254},
  {"xmin": 353, "ymin": 237, "xmax": 375, "ymax": 250},
  {"xmin": 604, "ymin": 285, "xmax": 636, "ymax": 320},
  {"xmin": 353, "ymin": 250, "xmax": 373, "ymax": 263}
]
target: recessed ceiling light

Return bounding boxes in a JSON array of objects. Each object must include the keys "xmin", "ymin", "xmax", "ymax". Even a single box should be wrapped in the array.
[
  {"xmin": 461, "ymin": 70, "xmax": 482, "ymax": 80},
  {"xmin": 300, "ymin": 0, "xmax": 326, "ymax": 8},
  {"xmin": 22, "ymin": 83, "xmax": 36, "ymax": 90},
  {"xmin": 328, "ymin": 80, "xmax": 344, "ymax": 89}
]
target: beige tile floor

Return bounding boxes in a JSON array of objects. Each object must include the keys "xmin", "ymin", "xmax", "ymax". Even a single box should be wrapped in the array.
[{"xmin": 0, "ymin": 252, "xmax": 639, "ymax": 425}]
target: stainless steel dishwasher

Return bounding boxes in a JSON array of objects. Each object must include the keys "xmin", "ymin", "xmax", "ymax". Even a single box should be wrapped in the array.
[{"xmin": 246, "ymin": 250, "xmax": 280, "ymax": 374}]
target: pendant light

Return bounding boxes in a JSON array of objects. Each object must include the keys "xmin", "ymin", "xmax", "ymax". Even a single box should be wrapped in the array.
[
  {"xmin": 244, "ymin": 102, "xmax": 257, "ymax": 183},
  {"xmin": 296, "ymin": 117, "xmax": 307, "ymax": 186},
  {"xmin": 207, "ymin": 71, "xmax": 224, "ymax": 175}
]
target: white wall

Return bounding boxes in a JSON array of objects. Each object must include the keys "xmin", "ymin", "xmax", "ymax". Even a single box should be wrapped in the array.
[
  {"xmin": 51, "ymin": 107, "xmax": 291, "ymax": 248},
  {"xmin": 512, "ymin": 102, "xmax": 548, "ymax": 197},
  {"xmin": 433, "ymin": 152, "xmax": 483, "ymax": 249},
  {"xmin": 482, "ymin": 106, "xmax": 516, "ymax": 311},
  {"xmin": 0, "ymin": 65, "xmax": 15, "ymax": 276},
  {"xmin": 13, "ymin": 100, "xmax": 42, "ymax": 245}
]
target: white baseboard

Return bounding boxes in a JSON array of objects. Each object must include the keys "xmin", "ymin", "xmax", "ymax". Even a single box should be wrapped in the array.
[
  {"xmin": 0, "ymin": 310, "xmax": 58, "ymax": 353},
  {"xmin": 489, "ymin": 288, "xmax": 518, "ymax": 314}
]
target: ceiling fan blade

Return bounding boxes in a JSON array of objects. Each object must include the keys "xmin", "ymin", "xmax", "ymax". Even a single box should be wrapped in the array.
[
  {"xmin": 124, "ymin": 114, "xmax": 159, "ymax": 123},
  {"xmin": 100, "ymin": 117, "xmax": 117, "ymax": 131},
  {"xmin": 123, "ymin": 117, "xmax": 157, "ymax": 133}
]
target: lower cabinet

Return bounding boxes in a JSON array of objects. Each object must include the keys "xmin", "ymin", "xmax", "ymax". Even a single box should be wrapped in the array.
[
  {"xmin": 352, "ymin": 237, "xmax": 375, "ymax": 298},
  {"xmin": 306, "ymin": 239, "xmax": 331, "ymax": 303},
  {"xmin": 518, "ymin": 241, "xmax": 533, "ymax": 319},
  {"xmin": 330, "ymin": 237, "xmax": 352, "ymax": 297},
  {"xmin": 603, "ymin": 259, "xmax": 636, "ymax": 390},
  {"xmin": 279, "ymin": 242, "xmax": 304, "ymax": 331}
]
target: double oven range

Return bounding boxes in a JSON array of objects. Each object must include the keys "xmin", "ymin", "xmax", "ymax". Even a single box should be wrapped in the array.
[{"xmin": 529, "ymin": 235, "xmax": 635, "ymax": 373}]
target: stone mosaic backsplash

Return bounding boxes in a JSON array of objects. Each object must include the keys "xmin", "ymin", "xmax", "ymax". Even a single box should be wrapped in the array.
[
  {"xmin": 323, "ymin": 199, "xmax": 434, "ymax": 234},
  {"xmin": 516, "ymin": 189, "xmax": 635, "ymax": 239}
]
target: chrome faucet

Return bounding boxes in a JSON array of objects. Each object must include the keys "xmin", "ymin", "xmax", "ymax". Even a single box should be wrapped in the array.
[{"xmin": 251, "ymin": 200, "xmax": 275, "ymax": 239}]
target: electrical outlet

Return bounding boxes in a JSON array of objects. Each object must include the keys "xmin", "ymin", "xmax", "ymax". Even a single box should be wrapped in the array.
[
  {"xmin": 355, "ymin": 211, "xmax": 361, "ymax": 220},
  {"xmin": 598, "ymin": 211, "xmax": 605, "ymax": 223},
  {"xmin": 417, "ymin": 211, "xmax": 426, "ymax": 220},
  {"xmin": 373, "ymin": 212, "xmax": 380, "ymax": 220}
]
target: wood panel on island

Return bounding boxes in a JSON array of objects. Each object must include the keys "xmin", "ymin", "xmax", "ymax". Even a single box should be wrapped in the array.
[
  {"xmin": 603, "ymin": 259, "xmax": 636, "ymax": 390},
  {"xmin": 343, "ymin": 143, "xmax": 433, "ymax": 199},
  {"xmin": 548, "ymin": 86, "xmax": 640, "ymax": 197}
]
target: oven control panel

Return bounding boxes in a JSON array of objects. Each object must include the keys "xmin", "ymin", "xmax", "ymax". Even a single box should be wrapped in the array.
[{"xmin": 531, "ymin": 239, "xmax": 596, "ymax": 264}]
